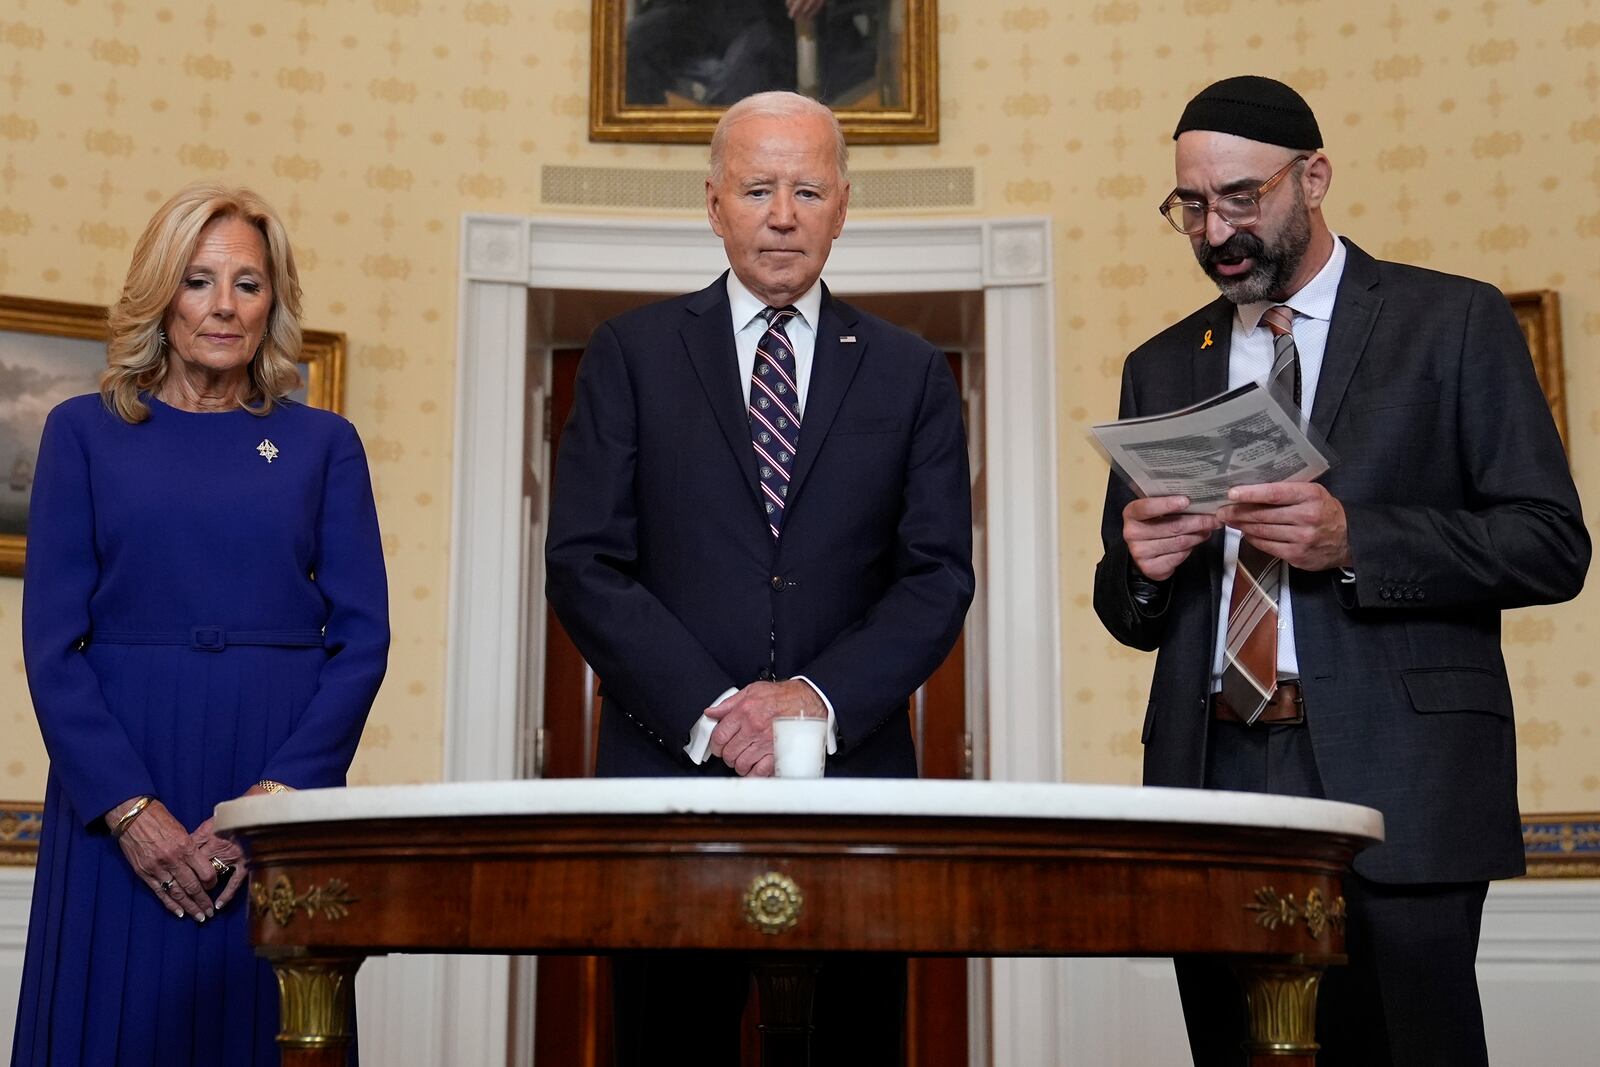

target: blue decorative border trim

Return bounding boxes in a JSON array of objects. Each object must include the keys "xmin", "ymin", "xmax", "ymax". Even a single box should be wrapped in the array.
[
  {"xmin": 1522, "ymin": 813, "xmax": 1600, "ymax": 878},
  {"xmin": 0, "ymin": 801, "xmax": 43, "ymax": 867}
]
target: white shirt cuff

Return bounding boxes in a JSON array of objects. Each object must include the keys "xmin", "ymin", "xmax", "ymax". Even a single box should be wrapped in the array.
[{"xmin": 791, "ymin": 676, "xmax": 839, "ymax": 756}]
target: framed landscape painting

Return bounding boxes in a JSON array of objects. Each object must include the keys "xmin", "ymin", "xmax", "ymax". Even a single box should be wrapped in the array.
[{"xmin": 0, "ymin": 297, "xmax": 106, "ymax": 577}]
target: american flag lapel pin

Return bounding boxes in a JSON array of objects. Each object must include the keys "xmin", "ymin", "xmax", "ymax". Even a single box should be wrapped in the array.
[{"xmin": 839, "ymin": 335, "xmax": 856, "ymax": 343}]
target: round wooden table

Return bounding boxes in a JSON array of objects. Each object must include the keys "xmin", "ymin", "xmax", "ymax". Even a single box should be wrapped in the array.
[{"xmin": 216, "ymin": 779, "xmax": 1383, "ymax": 1066}]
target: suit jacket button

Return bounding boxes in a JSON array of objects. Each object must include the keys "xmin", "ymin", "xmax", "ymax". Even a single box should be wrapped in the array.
[{"xmin": 771, "ymin": 576, "xmax": 783, "ymax": 591}]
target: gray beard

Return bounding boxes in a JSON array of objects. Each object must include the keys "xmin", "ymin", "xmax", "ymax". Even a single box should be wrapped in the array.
[{"xmin": 1200, "ymin": 205, "xmax": 1313, "ymax": 305}]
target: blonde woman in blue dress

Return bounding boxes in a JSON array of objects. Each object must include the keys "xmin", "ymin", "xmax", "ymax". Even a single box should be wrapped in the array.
[{"xmin": 13, "ymin": 183, "xmax": 389, "ymax": 1066}]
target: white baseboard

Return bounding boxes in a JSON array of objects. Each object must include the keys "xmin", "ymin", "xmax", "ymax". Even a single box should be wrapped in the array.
[
  {"xmin": 1479, "ymin": 879, "xmax": 1600, "ymax": 1066},
  {"xmin": 0, "ymin": 868, "xmax": 33, "ymax": 1062},
  {"xmin": 2, "ymin": 872, "xmax": 1595, "ymax": 1065},
  {"xmin": 355, "ymin": 954, "xmax": 448, "ymax": 1066},
  {"xmin": 1053, "ymin": 957, "xmax": 1189, "ymax": 1067}
]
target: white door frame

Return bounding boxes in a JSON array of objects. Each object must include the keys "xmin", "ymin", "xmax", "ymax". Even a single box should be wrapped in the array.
[{"xmin": 437, "ymin": 213, "xmax": 1064, "ymax": 1064}]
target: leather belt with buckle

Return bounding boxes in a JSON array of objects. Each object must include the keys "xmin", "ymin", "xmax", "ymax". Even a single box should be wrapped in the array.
[{"xmin": 1213, "ymin": 681, "xmax": 1304, "ymax": 725}]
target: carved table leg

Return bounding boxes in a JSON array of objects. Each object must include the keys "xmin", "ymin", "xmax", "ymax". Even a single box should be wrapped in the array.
[
  {"xmin": 270, "ymin": 953, "xmax": 363, "ymax": 1067},
  {"xmin": 753, "ymin": 959, "xmax": 821, "ymax": 1067},
  {"xmin": 1232, "ymin": 957, "xmax": 1328, "ymax": 1067}
]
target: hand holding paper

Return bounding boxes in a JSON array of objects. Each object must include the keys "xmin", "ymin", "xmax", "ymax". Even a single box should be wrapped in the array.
[
  {"xmin": 1219, "ymin": 482, "xmax": 1352, "ymax": 572},
  {"xmin": 1122, "ymin": 495, "xmax": 1221, "ymax": 582}
]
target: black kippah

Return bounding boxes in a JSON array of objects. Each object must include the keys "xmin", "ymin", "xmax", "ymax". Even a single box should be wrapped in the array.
[{"xmin": 1173, "ymin": 76, "xmax": 1322, "ymax": 150}]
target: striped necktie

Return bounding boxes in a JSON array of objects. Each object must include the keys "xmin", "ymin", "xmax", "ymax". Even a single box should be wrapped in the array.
[
  {"xmin": 750, "ymin": 306, "xmax": 801, "ymax": 539},
  {"xmin": 1220, "ymin": 305, "xmax": 1299, "ymax": 723}
]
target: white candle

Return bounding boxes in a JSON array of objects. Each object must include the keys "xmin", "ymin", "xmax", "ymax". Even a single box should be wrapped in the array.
[{"xmin": 772, "ymin": 717, "xmax": 828, "ymax": 779}]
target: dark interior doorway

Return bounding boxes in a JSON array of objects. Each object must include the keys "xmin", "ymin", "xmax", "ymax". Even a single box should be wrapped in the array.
[{"xmin": 524, "ymin": 286, "xmax": 986, "ymax": 1067}]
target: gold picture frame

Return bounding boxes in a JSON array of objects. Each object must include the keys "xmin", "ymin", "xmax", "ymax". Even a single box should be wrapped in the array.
[
  {"xmin": 1505, "ymin": 289, "xmax": 1567, "ymax": 447},
  {"xmin": 590, "ymin": 0, "xmax": 938, "ymax": 144},
  {"xmin": 0, "ymin": 293, "xmax": 346, "ymax": 578}
]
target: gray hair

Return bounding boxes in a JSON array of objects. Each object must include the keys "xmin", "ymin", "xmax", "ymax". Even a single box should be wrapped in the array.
[{"xmin": 708, "ymin": 91, "xmax": 849, "ymax": 186}]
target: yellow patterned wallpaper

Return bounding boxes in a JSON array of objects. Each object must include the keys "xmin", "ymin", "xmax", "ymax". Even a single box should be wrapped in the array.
[{"xmin": 0, "ymin": 0, "xmax": 1595, "ymax": 812}]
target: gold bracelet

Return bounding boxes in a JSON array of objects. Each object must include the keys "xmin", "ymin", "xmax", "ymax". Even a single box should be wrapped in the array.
[
  {"xmin": 109, "ymin": 795, "xmax": 154, "ymax": 838},
  {"xmin": 256, "ymin": 779, "xmax": 292, "ymax": 794}
]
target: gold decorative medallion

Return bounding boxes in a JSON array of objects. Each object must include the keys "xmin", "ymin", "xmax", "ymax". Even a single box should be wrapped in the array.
[
  {"xmin": 251, "ymin": 874, "xmax": 357, "ymax": 927},
  {"xmin": 743, "ymin": 871, "xmax": 803, "ymax": 935},
  {"xmin": 1302, "ymin": 887, "xmax": 1333, "ymax": 937},
  {"xmin": 1246, "ymin": 886, "xmax": 1346, "ymax": 938}
]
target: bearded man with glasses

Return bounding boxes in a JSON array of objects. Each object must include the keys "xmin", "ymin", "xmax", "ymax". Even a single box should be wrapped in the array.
[{"xmin": 1094, "ymin": 75, "xmax": 1588, "ymax": 1066}]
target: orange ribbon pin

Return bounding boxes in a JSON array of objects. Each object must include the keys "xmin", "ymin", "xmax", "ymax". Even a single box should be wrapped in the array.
[{"xmin": 1201, "ymin": 329, "xmax": 1214, "ymax": 349}]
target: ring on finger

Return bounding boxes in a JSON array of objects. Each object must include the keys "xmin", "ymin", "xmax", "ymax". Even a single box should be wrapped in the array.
[
  {"xmin": 210, "ymin": 856, "xmax": 233, "ymax": 875},
  {"xmin": 160, "ymin": 878, "xmax": 176, "ymax": 892}
]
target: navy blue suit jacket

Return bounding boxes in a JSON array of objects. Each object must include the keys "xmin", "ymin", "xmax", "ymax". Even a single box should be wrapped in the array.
[
  {"xmin": 1094, "ymin": 240, "xmax": 1589, "ymax": 884},
  {"xmin": 546, "ymin": 275, "xmax": 974, "ymax": 777}
]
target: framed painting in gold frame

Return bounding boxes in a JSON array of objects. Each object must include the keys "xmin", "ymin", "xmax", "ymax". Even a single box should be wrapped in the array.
[
  {"xmin": 0, "ymin": 294, "xmax": 346, "ymax": 578},
  {"xmin": 590, "ymin": 0, "xmax": 938, "ymax": 144},
  {"xmin": 1505, "ymin": 289, "xmax": 1567, "ymax": 447}
]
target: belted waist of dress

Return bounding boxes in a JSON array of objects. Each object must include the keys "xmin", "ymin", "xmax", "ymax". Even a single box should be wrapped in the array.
[{"xmin": 92, "ymin": 627, "xmax": 326, "ymax": 652}]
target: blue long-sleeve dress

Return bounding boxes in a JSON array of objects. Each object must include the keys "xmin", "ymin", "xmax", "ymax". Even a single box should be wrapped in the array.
[{"xmin": 13, "ymin": 392, "xmax": 390, "ymax": 1066}]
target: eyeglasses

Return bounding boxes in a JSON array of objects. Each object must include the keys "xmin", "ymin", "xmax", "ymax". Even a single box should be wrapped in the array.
[{"xmin": 1158, "ymin": 155, "xmax": 1310, "ymax": 235}]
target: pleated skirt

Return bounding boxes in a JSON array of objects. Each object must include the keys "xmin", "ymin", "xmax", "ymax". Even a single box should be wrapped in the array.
[{"xmin": 11, "ymin": 643, "xmax": 353, "ymax": 1067}]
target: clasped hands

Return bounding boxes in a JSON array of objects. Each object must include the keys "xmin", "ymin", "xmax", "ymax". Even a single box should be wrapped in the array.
[
  {"xmin": 105, "ymin": 787, "xmax": 272, "ymax": 921},
  {"xmin": 1123, "ymin": 481, "xmax": 1352, "ymax": 582},
  {"xmin": 704, "ymin": 678, "xmax": 826, "ymax": 778}
]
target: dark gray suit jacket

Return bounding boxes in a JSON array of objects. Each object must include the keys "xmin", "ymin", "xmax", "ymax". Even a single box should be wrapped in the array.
[{"xmin": 1094, "ymin": 239, "xmax": 1589, "ymax": 884}]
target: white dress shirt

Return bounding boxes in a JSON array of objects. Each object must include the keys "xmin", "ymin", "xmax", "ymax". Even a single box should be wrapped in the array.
[
  {"xmin": 685, "ymin": 273, "xmax": 838, "ymax": 765},
  {"xmin": 728, "ymin": 271, "xmax": 822, "ymax": 417},
  {"xmin": 1210, "ymin": 236, "xmax": 1348, "ymax": 686}
]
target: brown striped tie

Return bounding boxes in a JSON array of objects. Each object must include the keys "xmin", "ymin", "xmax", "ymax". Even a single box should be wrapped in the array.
[{"xmin": 1219, "ymin": 306, "xmax": 1298, "ymax": 723}]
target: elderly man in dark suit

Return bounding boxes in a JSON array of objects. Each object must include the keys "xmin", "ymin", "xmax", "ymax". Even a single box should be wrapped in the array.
[
  {"xmin": 1094, "ymin": 76, "xmax": 1588, "ymax": 1067},
  {"xmin": 546, "ymin": 90, "xmax": 972, "ymax": 1065}
]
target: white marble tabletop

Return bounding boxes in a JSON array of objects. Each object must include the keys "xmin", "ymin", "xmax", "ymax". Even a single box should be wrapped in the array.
[{"xmin": 216, "ymin": 779, "xmax": 1383, "ymax": 843}]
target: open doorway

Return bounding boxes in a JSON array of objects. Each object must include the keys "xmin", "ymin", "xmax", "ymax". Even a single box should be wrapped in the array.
[{"xmin": 517, "ymin": 285, "xmax": 987, "ymax": 1066}]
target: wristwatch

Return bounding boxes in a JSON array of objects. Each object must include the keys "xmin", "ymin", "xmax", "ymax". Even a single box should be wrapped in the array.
[{"xmin": 256, "ymin": 779, "xmax": 291, "ymax": 794}]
